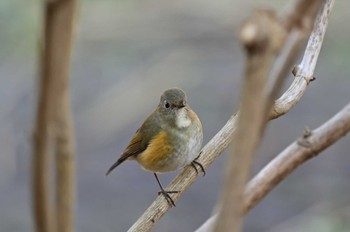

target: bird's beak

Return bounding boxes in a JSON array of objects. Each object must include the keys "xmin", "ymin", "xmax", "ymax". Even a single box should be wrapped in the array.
[
  {"xmin": 178, "ymin": 103, "xmax": 186, "ymax": 108},
  {"xmin": 180, "ymin": 100, "xmax": 188, "ymax": 108}
]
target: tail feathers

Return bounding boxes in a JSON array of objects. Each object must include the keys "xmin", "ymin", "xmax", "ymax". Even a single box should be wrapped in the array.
[{"xmin": 106, "ymin": 157, "xmax": 128, "ymax": 176}]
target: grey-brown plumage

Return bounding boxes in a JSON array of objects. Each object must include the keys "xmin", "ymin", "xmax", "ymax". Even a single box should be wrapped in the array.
[{"xmin": 106, "ymin": 88, "xmax": 204, "ymax": 206}]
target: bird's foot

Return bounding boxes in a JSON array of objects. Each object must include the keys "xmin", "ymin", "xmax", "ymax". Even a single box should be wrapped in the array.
[
  {"xmin": 158, "ymin": 190, "xmax": 179, "ymax": 207},
  {"xmin": 190, "ymin": 158, "xmax": 206, "ymax": 176}
]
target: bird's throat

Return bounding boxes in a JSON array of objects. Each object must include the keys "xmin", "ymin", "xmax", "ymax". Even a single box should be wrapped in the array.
[{"xmin": 175, "ymin": 108, "xmax": 191, "ymax": 128}]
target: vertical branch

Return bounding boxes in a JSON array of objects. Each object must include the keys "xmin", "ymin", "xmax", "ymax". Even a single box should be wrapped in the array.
[
  {"xmin": 33, "ymin": 44, "xmax": 55, "ymax": 232},
  {"xmin": 55, "ymin": 94, "xmax": 76, "ymax": 232},
  {"xmin": 44, "ymin": 1, "xmax": 78, "ymax": 232},
  {"xmin": 213, "ymin": 10, "xmax": 286, "ymax": 232},
  {"xmin": 33, "ymin": 1, "xmax": 78, "ymax": 232}
]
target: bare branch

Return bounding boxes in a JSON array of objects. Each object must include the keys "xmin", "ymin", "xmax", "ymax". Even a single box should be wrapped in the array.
[
  {"xmin": 271, "ymin": 0, "xmax": 335, "ymax": 119},
  {"xmin": 281, "ymin": 0, "xmax": 321, "ymax": 31},
  {"xmin": 33, "ymin": 46, "xmax": 55, "ymax": 232},
  {"xmin": 33, "ymin": 1, "xmax": 78, "ymax": 232},
  {"xmin": 45, "ymin": 1, "xmax": 78, "ymax": 232}
]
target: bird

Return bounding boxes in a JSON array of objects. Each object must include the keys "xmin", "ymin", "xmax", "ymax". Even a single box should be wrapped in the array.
[{"xmin": 106, "ymin": 88, "xmax": 204, "ymax": 207}]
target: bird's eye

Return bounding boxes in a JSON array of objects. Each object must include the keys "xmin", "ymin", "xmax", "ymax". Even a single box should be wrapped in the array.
[{"xmin": 164, "ymin": 101, "xmax": 170, "ymax": 109}]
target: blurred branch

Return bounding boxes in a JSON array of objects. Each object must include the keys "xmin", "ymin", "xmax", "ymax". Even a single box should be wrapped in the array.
[
  {"xmin": 128, "ymin": 0, "xmax": 331, "ymax": 231},
  {"xmin": 281, "ymin": 0, "xmax": 323, "ymax": 31},
  {"xmin": 33, "ymin": 1, "xmax": 78, "ymax": 232},
  {"xmin": 45, "ymin": 1, "xmax": 78, "ymax": 232},
  {"xmin": 33, "ymin": 36, "xmax": 55, "ymax": 232},
  {"xmin": 213, "ymin": 10, "xmax": 285, "ymax": 232}
]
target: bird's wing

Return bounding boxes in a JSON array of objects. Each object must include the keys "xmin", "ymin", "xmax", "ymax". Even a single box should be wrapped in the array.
[
  {"xmin": 121, "ymin": 129, "xmax": 148, "ymax": 158},
  {"xmin": 122, "ymin": 110, "xmax": 160, "ymax": 158},
  {"xmin": 106, "ymin": 111, "xmax": 159, "ymax": 175},
  {"xmin": 106, "ymin": 129, "xmax": 148, "ymax": 175}
]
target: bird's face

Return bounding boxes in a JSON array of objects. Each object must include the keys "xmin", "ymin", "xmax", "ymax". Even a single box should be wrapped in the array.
[{"xmin": 158, "ymin": 88, "xmax": 191, "ymax": 128}]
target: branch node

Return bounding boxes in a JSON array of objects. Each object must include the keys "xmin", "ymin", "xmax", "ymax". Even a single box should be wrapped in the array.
[
  {"xmin": 303, "ymin": 126, "xmax": 312, "ymax": 138},
  {"xmin": 292, "ymin": 65, "xmax": 299, "ymax": 76},
  {"xmin": 297, "ymin": 126, "xmax": 313, "ymax": 147},
  {"xmin": 303, "ymin": 75, "xmax": 316, "ymax": 84},
  {"xmin": 292, "ymin": 65, "xmax": 316, "ymax": 84}
]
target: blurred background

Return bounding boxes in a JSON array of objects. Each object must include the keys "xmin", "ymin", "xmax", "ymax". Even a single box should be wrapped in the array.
[{"xmin": 1, "ymin": 0, "xmax": 350, "ymax": 231}]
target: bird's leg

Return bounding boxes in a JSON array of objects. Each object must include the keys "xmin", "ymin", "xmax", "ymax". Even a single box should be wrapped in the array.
[
  {"xmin": 190, "ymin": 152, "xmax": 206, "ymax": 176},
  {"xmin": 154, "ymin": 173, "xmax": 179, "ymax": 207},
  {"xmin": 190, "ymin": 162, "xmax": 199, "ymax": 174}
]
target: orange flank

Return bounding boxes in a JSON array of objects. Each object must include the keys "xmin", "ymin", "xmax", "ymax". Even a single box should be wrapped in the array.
[{"xmin": 137, "ymin": 131, "xmax": 174, "ymax": 170}]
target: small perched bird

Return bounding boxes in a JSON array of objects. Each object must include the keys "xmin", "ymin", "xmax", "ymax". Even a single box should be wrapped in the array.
[{"xmin": 106, "ymin": 88, "xmax": 204, "ymax": 206}]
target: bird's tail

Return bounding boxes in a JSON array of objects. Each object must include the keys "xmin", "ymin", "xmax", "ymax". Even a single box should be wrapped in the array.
[{"xmin": 105, "ymin": 156, "xmax": 128, "ymax": 176}]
